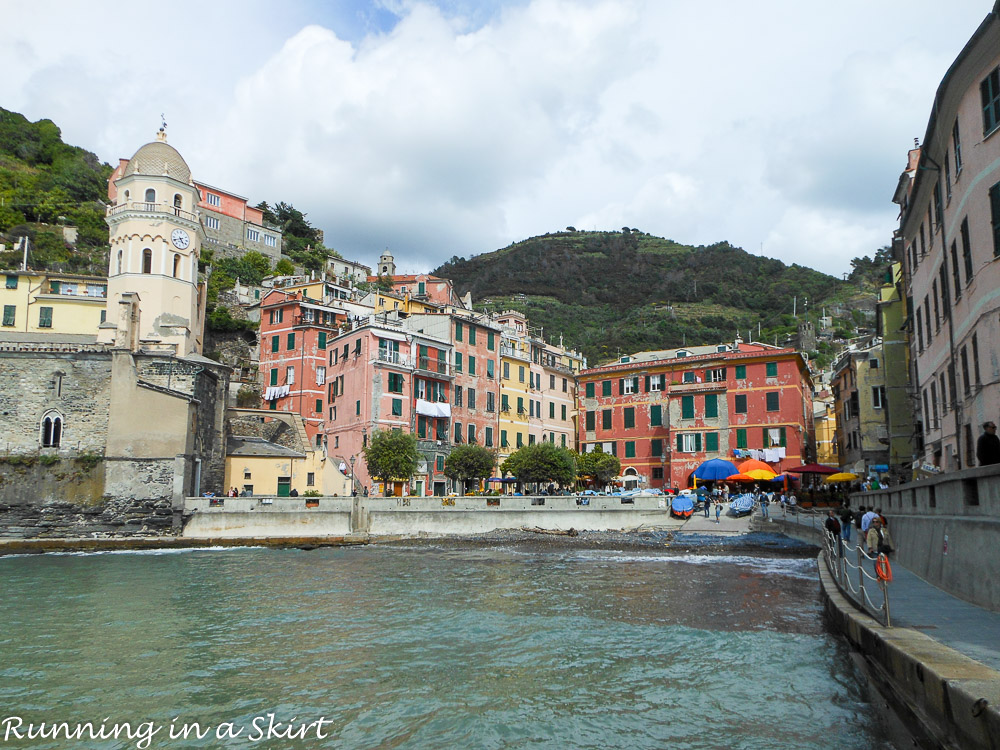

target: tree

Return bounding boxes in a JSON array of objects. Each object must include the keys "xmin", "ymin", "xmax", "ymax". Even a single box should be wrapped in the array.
[
  {"xmin": 500, "ymin": 442, "xmax": 577, "ymax": 486},
  {"xmin": 363, "ymin": 430, "xmax": 419, "ymax": 483},
  {"xmin": 576, "ymin": 446, "xmax": 620, "ymax": 487},
  {"xmin": 275, "ymin": 258, "xmax": 295, "ymax": 276},
  {"xmin": 444, "ymin": 444, "xmax": 496, "ymax": 493}
]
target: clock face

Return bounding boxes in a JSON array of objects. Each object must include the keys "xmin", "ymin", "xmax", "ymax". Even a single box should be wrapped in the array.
[{"xmin": 171, "ymin": 229, "xmax": 190, "ymax": 249}]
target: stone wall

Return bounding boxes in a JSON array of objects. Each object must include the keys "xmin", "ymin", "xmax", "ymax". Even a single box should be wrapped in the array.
[
  {"xmin": 0, "ymin": 349, "xmax": 111, "ymax": 455},
  {"xmin": 0, "ymin": 458, "xmax": 175, "ymax": 537},
  {"xmin": 853, "ymin": 464, "xmax": 1000, "ymax": 611}
]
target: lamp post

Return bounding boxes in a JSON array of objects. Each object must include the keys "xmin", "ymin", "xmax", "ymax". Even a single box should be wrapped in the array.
[{"xmin": 349, "ymin": 455, "xmax": 356, "ymax": 496}]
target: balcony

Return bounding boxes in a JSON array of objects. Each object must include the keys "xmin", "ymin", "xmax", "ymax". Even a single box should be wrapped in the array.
[
  {"xmin": 415, "ymin": 356, "xmax": 453, "ymax": 378},
  {"xmin": 374, "ymin": 349, "xmax": 411, "ymax": 368},
  {"xmin": 107, "ymin": 201, "xmax": 198, "ymax": 224},
  {"xmin": 500, "ymin": 345, "xmax": 530, "ymax": 362}
]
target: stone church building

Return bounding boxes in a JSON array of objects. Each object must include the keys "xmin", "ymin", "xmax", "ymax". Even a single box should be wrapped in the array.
[{"xmin": 0, "ymin": 130, "xmax": 229, "ymax": 535}]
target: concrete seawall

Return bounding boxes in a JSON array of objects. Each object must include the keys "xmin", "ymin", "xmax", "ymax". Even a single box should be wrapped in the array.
[
  {"xmin": 817, "ymin": 550, "xmax": 1000, "ymax": 750},
  {"xmin": 182, "ymin": 494, "xmax": 673, "ymax": 538},
  {"xmin": 761, "ymin": 514, "xmax": 1000, "ymax": 749}
]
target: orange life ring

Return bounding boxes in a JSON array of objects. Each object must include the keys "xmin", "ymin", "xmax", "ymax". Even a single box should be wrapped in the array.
[{"xmin": 875, "ymin": 553, "xmax": 893, "ymax": 582}]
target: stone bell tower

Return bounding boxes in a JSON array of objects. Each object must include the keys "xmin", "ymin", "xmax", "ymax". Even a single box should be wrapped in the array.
[
  {"xmin": 378, "ymin": 249, "xmax": 396, "ymax": 277},
  {"xmin": 100, "ymin": 127, "xmax": 205, "ymax": 355}
]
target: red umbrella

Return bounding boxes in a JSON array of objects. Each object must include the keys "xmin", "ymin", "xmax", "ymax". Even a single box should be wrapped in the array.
[
  {"xmin": 785, "ymin": 463, "xmax": 839, "ymax": 475},
  {"xmin": 738, "ymin": 459, "xmax": 774, "ymax": 474},
  {"xmin": 726, "ymin": 473, "xmax": 755, "ymax": 482}
]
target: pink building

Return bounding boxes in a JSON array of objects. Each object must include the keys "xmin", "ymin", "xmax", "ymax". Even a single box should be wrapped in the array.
[{"xmin": 891, "ymin": 2, "xmax": 1000, "ymax": 469}]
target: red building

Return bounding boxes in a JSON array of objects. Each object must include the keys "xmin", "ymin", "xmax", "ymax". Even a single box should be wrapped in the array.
[
  {"xmin": 577, "ymin": 342, "xmax": 814, "ymax": 490},
  {"xmin": 258, "ymin": 289, "xmax": 347, "ymax": 446}
]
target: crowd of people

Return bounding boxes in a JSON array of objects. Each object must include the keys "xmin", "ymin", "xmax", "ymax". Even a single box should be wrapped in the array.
[{"xmin": 821, "ymin": 503, "xmax": 895, "ymax": 559}]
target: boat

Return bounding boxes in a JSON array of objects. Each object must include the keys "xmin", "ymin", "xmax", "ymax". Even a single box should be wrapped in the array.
[
  {"xmin": 671, "ymin": 494, "xmax": 695, "ymax": 518},
  {"xmin": 728, "ymin": 494, "xmax": 755, "ymax": 517}
]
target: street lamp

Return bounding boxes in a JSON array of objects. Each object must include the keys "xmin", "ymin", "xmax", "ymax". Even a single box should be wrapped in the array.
[{"xmin": 349, "ymin": 455, "xmax": 356, "ymax": 496}]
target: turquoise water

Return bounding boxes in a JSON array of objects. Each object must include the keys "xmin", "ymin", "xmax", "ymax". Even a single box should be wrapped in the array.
[{"xmin": 0, "ymin": 544, "xmax": 896, "ymax": 749}]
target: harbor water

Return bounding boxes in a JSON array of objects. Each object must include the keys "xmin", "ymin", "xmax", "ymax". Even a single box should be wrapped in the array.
[{"xmin": 0, "ymin": 543, "xmax": 900, "ymax": 749}]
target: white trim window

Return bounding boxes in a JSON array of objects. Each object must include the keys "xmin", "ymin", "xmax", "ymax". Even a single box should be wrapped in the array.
[
  {"xmin": 263, "ymin": 235, "xmax": 277, "ymax": 247},
  {"xmin": 316, "ymin": 366, "xmax": 326, "ymax": 386},
  {"xmin": 680, "ymin": 433, "xmax": 698, "ymax": 452},
  {"xmin": 204, "ymin": 216, "xmax": 220, "ymax": 230},
  {"xmin": 247, "ymin": 227, "xmax": 260, "ymax": 242},
  {"xmin": 206, "ymin": 193, "xmax": 221, "ymax": 207}
]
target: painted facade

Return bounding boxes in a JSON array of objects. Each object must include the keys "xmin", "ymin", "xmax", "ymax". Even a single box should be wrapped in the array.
[
  {"xmin": 577, "ymin": 342, "xmax": 813, "ymax": 489},
  {"xmin": 1, "ymin": 271, "xmax": 107, "ymax": 335},
  {"xmin": 877, "ymin": 263, "xmax": 916, "ymax": 480},
  {"xmin": 891, "ymin": 2, "xmax": 1000, "ymax": 470},
  {"xmin": 831, "ymin": 345, "xmax": 890, "ymax": 476}
]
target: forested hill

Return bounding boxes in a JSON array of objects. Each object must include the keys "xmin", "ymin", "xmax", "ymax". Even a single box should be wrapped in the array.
[
  {"xmin": 0, "ymin": 108, "xmax": 112, "ymax": 273},
  {"xmin": 433, "ymin": 230, "xmax": 849, "ymax": 365}
]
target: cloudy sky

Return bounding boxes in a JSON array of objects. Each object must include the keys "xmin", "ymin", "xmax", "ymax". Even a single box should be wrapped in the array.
[{"xmin": 1, "ymin": 0, "xmax": 992, "ymax": 277}]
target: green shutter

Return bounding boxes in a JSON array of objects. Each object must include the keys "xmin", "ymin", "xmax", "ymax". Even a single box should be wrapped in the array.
[
  {"xmin": 487, "ymin": 359, "xmax": 494, "ymax": 377},
  {"xmin": 705, "ymin": 393, "xmax": 718, "ymax": 418},
  {"xmin": 488, "ymin": 331, "xmax": 495, "ymax": 350},
  {"xmin": 468, "ymin": 356, "xmax": 475, "ymax": 375},
  {"xmin": 677, "ymin": 434, "xmax": 683, "ymax": 452},
  {"xmin": 706, "ymin": 432, "xmax": 719, "ymax": 452},
  {"xmin": 780, "ymin": 427, "xmax": 787, "ymax": 447},
  {"xmin": 625, "ymin": 441, "xmax": 635, "ymax": 458},
  {"xmin": 624, "ymin": 407, "xmax": 635, "ymax": 428},
  {"xmin": 38, "ymin": 307, "xmax": 52, "ymax": 328},
  {"xmin": 603, "ymin": 380, "xmax": 611, "ymax": 397},
  {"xmin": 586, "ymin": 382, "xmax": 595, "ymax": 398},
  {"xmin": 586, "ymin": 411, "xmax": 595, "ymax": 430},
  {"xmin": 468, "ymin": 327, "xmax": 476, "ymax": 345},
  {"xmin": 766, "ymin": 392, "xmax": 779, "ymax": 411},
  {"xmin": 318, "ymin": 332, "xmax": 327, "ymax": 349},
  {"xmin": 602, "ymin": 409, "xmax": 611, "ymax": 429},
  {"xmin": 682, "ymin": 395, "xmax": 694, "ymax": 419},
  {"xmin": 735, "ymin": 394, "xmax": 747, "ymax": 413},
  {"xmin": 455, "ymin": 352, "xmax": 462, "ymax": 371},
  {"xmin": 455, "ymin": 321, "xmax": 463, "ymax": 341},
  {"xmin": 650, "ymin": 404, "xmax": 662, "ymax": 426},
  {"xmin": 766, "ymin": 362, "xmax": 778, "ymax": 377},
  {"xmin": 270, "ymin": 368, "xmax": 278, "ymax": 386},
  {"xmin": 651, "ymin": 438, "xmax": 662, "ymax": 456},
  {"xmin": 694, "ymin": 433, "xmax": 701, "ymax": 452},
  {"xmin": 272, "ymin": 336, "xmax": 279, "ymax": 353},
  {"xmin": 619, "ymin": 378, "xmax": 625, "ymax": 395},
  {"xmin": 737, "ymin": 428, "xmax": 747, "ymax": 449},
  {"xmin": 315, "ymin": 399, "xmax": 322, "ymax": 413},
  {"xmin": 735, "ymin": 365, "xmax": 746, "ymax": 379},
  {"xmin": 287, "ymin": 332, "xmax": 295, "ymax": 349},
  {"xmin": 644, "ymin": 375, "xmax": 650, "ymax": 392}
]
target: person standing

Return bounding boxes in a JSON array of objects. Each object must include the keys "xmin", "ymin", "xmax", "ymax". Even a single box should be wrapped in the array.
[
  {"xmin": 977, "ymin": 422, "xmax": 1000, "ymax": 466},
  {"xmin": 715, "ymin": 498, "xmax": 722, "ymax": 523},
  {"xmin": 825, "ymin": 510, "xmax": 843, "ymax": 557},
  {"xmin": 838, "ymin": 503, "xmax": 853, "ymax": 544},
  {"xmin": 760, "ymin": 492, "xmax": 769, "ymax": 519}
]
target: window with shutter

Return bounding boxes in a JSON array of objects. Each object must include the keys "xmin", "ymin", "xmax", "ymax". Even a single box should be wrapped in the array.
[
  {"xmin": 650, "ymin": 405, "xmax": 662, "ymax": 426},
  {"xmin": 682, "ymin": 395, "xmax": 694, "ymax": 419},
  {"xmin": 705, "ymin": 394, "xmax": 718, "ymax": 418}
]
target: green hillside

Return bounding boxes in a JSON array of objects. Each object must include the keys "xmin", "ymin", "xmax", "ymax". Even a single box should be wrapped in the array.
[
  {"xmin": 0, "ymin": 108, "xmax": 112, "ymax": 273},
  {"xmin": 434, "ymin": 229, "xmax": 852, "ymax": 364}
]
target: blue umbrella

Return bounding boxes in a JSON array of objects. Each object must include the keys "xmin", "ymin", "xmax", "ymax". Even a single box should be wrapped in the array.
[{"xmin": 692, "ymin": 458, "xmax": 739, "ymax": 481}]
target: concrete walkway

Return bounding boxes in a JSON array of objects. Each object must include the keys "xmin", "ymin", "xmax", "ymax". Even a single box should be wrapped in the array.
[
  {"xmin": 839, "ymin": 539, "xmax": 1000, "ymax": 673},
  {"xmin": 675, "ymin": 503, "xmax": 756, "ymax": 535},
  {"xmin": 768, "ymin": 511, "xmax": 1000, "ymax": 675}
]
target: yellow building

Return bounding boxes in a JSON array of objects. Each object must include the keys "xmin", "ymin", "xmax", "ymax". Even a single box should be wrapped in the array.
[
  {"xmin": 813, "ymin": 390, "xmax": 838, "ymax": 466},
  {"xmin": 224, "ymin": 409, "xmax": 350, "ymax": 496},
  {"xmin": 1, "ymin": 270, "xmax": 108, "ymax": 335},
  {"xmin": 497, "ymin": 312, "xmax": 532, "ymax": 461}
]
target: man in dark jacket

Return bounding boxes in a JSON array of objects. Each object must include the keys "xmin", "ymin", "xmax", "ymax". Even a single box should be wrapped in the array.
[
  {"xmin": 838, "ymin": 503, "xmax": 853, "ymax": 543},
  {"xmin": 977, "ymin": 422, "xmax": 1000, "ymax": 466},
  {"xmin": 825, "ymin": 510, "xmax": 843, "ymax": 557}
]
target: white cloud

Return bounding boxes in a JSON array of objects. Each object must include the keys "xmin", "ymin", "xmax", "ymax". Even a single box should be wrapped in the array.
[{"xmin": 0, "ymin": 0, "xmax": 992, "ymax": 276}]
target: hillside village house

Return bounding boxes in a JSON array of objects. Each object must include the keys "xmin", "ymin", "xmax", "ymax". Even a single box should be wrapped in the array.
[
  {"xmin": 891, "ymin": 1, "xmax": 1000, "ymax": 470},
  {"xmin": 577, "ymin": 342, "xmax": 814, "ymax": 490}
]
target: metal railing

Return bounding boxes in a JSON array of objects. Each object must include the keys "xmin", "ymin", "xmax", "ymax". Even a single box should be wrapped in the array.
[
  {"xmin": 821, "ymin": 527, "xmax": 891, "ymax": 627},
  {"xmin": 107, "ymin": 201, "xmax": 198, "ymax": 223}
]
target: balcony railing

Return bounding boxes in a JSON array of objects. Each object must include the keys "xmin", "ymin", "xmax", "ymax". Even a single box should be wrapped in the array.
[
  {"xmin": 500, "ymin": 345, "xmax": 530, "ymax": 362},
  {"xmin": 107, "ymin": 201, "xmax": 198, "ymax": 223},
  {"xmin": 416, "ymin": 356, "xmax": 452, "ymax": 376},
  {"xmin": 375, "ymin": 350, "xmax": 411, "ymax": 367}
]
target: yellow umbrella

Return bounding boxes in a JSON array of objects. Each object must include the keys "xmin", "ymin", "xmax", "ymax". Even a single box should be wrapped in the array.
[
  {"xmin": 824, "ymin": 472, "xmax": 859, "ymax": 483},
  {"xmin": 744, "ymin": 468, "xmax": 777, "ymax": 480}
]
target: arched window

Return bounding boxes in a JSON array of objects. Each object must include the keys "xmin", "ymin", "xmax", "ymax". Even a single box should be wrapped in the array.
[
  {"xmin": 172, "ymin": 253, "xmax": 181, "ymax": 278},
  {"xmin": 41, "ymin": 412, "xmax": 63, "ymax": 448},
  {"xmin": 145, "ymin": 188, "xmax": 156, "ymax": 203},
  {"xmin": 142, "ymin": 248, "xmax": 153, "ymax": 274},
  {"xmin": 116, "ymin": 249, "xmax": 123, "ymax": 274}
]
